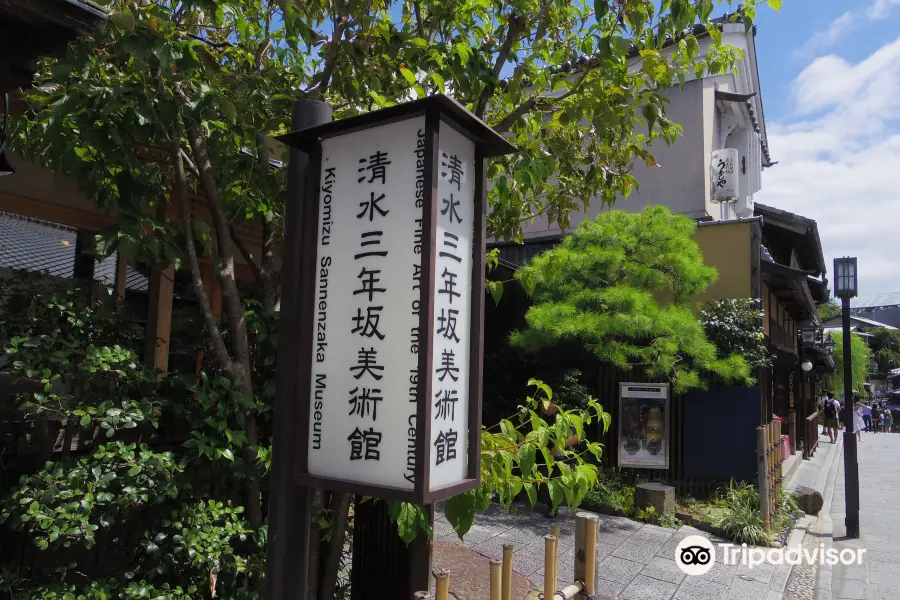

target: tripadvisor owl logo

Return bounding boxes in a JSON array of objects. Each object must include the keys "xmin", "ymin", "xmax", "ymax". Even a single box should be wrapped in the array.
[{"xmin": 675, "ymin": 536, "xmax": 716, "ymax": 576}]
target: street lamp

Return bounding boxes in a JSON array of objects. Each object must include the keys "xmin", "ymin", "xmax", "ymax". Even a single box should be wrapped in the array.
[
  {"xmin": 825, "ymin": 335, "xmax": 836, "ymax": 355},
  {"xmin": 834, "ymin": 256, "xmax": 860, "ymax": 539},
  {"xmin": 801, "ymin": 360, "xmax": 813, "ymax": 372}
]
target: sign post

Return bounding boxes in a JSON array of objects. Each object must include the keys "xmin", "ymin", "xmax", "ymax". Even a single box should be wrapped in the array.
[
  {"xmin": 273, "ymin": 95, "xmax": 514, "ymax": 599},
  {"xmin": 266, "ymin": 99, "xmax": 332, "ymax": 600}
]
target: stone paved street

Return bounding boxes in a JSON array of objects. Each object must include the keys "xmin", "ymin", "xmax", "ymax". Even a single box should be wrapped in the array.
[
  {"xmin": 826, "ymin": 430, "xmax": 900, "ymax": 600},
  {"xmin": 435, "ymin": 503, "xmax": 796, "ymax": 600}
]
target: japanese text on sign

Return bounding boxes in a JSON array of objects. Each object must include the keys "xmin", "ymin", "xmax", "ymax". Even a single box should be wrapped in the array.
[{"xmin": 308, "ymin": 117, "xmax": 426, "ymax": 490}]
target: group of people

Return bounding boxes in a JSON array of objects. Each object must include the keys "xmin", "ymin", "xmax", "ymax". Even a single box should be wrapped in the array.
[{"xmin": 819, "ymin": 392, "xmax": 894, "ymax": 443}]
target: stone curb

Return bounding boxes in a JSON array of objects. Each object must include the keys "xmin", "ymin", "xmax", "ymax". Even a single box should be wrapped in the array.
[{"xmin": 815, "ymin": 435, "xmax": 843, "ymax": 600}]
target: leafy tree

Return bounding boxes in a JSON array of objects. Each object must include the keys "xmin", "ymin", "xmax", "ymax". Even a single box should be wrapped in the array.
[
  {"xmin": 822, "ymin": 332, "xmax": 871, "ymax": 398},
  {"xmin": 867, "ymin": 328, "xmax": 900, "ymax": 374},
  {"xmin": 817, "ymin": 299, "xmax": 841, "ymax": 322},
  {"xmin": 510, "ymin": 206, "xmax": 751, "ymax": 392},
  {"xmin": 700, "ymin": 298, "xmax": 772, "ymax": 373},
  {"xmin": 5, "ymin": 0, "xmax": 779, "ymax": 595}
]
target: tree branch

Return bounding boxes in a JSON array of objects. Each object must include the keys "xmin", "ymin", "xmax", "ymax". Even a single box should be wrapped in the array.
[
  {"xmin": 254, "ymin": 130, "xmax": 277, "ymax": 311},
  {"xmin": 174, "ymin": 82, "xmax": 263, "ymax": 528},
  {"xmin": 187, "ymin": 33, "xmax": 233, "ymax": 49},
  {"xmin": 308, "ymin": 10, "xmax": 355, "ymax": 97},
  {"xmin": 179, "ymin": 147, "xmax": 200, "ymax": 178},
  {"xmin": 475, "ymin": 14, "xmax": 526, "ymax": 118},
  {"xmin": 413, "ymin": 1, "xmax": 426, "ymax": 39},
  {"xmin": 493, "ymin": 66, "xmax": 596, "ymax": 133},
  {"xmin": 171, "ymin": 132, "xmax": 234, "ymax": 378},
  {"xmin": 493, "ymin": 97, "xmax": 537, "ymax": 133},
  {"xmin": 229, "ymin": 223, "xmax": 264, "ymax": 285},
  {"xmin": 253, "ymin": 7, "xmax": 273, "ymax": 70}
]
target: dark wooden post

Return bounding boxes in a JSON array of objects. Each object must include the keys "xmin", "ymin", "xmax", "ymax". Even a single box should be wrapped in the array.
[
  {"xmin": 350, "ymin": 500, "xmax": 433, "ymax": 600},
  {"xmin": 266, "ymin": 99, "xmax": 332, "ymax": 600}
]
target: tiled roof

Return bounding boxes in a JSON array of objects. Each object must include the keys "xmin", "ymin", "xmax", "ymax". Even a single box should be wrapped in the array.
[
  {"xmin": 0, "ymin": 211, "xmax": 147, "ymax": 291},
  {"xmin": 851, "ymin": 293, "xmax": 900, "ymax": 310}
]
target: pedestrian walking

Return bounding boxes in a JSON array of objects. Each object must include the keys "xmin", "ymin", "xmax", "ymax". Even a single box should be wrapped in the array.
[
  {"xmin": 861, "ymin": 402, "xmax": 873, "ymax": 432},
  {"xmin": 883, "ymin": 409, "xmax": 893, "ymax": 433},
  {"xmin": 823, "ymin": 392, "xmax": 841, "ymax": 443},
  {"xmin": 872, "ymin": 403, "xmax": 882, "ymax": 434},
  {"xmin": 854, "ymin": 403, "xmax": 865, "ymax": 442}
]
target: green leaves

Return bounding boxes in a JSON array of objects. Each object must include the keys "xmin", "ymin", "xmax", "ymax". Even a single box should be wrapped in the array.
[
  {"xmin": 108, "ymin": 10, "xmax": 135, "ymax": 32},
  {"xmin": 1, "ymin": 442, "xmax": 181, "ymax": 550},
  {"xmin": 518, "ymin": 443, "xmax": 536, "ymax": 477},
  {"xmin": 487, "ymin": 281, "xmax": 504, "ymax": 306},
  {"xmin": 768, "ymin": 0, "xmax": 783, "ymax": 11},
  {"xmin": 444, "ymin": 493, "xmax": 476, "ymax": 538},
  {"xmin": 387, "ymin": 501, "xmax": 431, "ymax": 543}
]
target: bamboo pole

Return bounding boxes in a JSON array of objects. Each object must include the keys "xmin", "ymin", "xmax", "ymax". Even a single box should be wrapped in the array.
[
  {"xmin": 551, "ymin": 523, "xmax": 562, "ymax": 573},
  {"xmin": 489, "ymin": 559, "xmax": 502, "ymax": 600},
  {"xmin": 434, "ymin": 569, "xmax": 450, "ymax": 600},
  {"xmin": 544, "ymin": 535, "xmax": 557, "ymax": 600},
  {"xmin": 501, "ymin": 544, "xmax": 513, "ymax": 600},
  {"xmin": 758, "ymin": 426, "xmax": 771, "ymax": 532},
  {"xmin": 585, "ymin": 514, "xmax": 597, "ymax": 598}
]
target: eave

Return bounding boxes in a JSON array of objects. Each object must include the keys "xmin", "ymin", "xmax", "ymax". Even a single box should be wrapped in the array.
[
  {"xmin": 756, "ymin": 203, "xmax": 827, "ymax": 277},
  {"xmin": 761, "ymin": 259, "xmax": 818, "ymax": 322},
  {"xmin": 0, "ymin": 0, "xmax": 107, "ymax": 95}
]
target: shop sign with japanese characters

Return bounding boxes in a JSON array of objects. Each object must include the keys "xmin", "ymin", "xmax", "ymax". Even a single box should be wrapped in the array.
[{"xmin": 279, "ymin": 97, "xmax": 511, "ymax": 503}]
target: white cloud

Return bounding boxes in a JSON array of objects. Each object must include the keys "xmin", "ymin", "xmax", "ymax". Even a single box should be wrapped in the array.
[
  {"xmin": 757, "ymin": 38, "xmax": 900, "ymax": 295},
  {"xmin": 868, "ymin": 0, "xmax": 900, "ymax": 20},
  {"xmin": 793, "ymin": 12, "xmax": 855, "ymax": 59}
]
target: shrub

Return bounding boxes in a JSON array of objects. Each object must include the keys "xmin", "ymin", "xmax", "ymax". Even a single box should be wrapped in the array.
[
  {"xmin": 714, "ymin": 481, "xmax": 768, "ymax": 546},
  {"xmin": 700, "ymin": 298, "xmax": 772, "ymax": 373}
]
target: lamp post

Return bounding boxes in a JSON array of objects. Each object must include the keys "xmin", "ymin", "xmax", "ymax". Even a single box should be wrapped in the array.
[{"xmin": 834, "ymin": 256, "xmax": 860, "ymax": 539}]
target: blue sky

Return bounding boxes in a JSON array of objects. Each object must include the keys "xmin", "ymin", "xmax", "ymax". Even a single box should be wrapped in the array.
[{"xmin": 751, "ymin": 0, "xmax": 900, "ymax": 297}]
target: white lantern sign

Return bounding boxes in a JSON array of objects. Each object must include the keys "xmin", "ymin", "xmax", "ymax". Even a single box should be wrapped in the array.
[{"xmin": 277, "ymin": 96, "xmax": 515, "ymax": 503}]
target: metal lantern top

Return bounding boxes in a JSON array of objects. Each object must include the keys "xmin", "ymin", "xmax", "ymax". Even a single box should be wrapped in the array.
[
  {"xmin": 277, "ymin": 94, "xmax": 516, "ymax": 158},
  {"xmin": 834, "ymin": 256, "xmax": 858, "ymax": 299}
]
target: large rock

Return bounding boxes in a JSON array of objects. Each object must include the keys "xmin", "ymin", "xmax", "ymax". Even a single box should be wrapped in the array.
[
  {"xmin": 634, "ymin": 482, "xmax": 675, "ymax": 515},
  {"xmin": 792, "ymin": 485, "xmax": 824, "ymax": 515}
]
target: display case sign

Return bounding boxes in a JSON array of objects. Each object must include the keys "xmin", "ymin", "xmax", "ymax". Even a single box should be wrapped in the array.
[
  {"xmin": 277, "ymin": 96, "xmax": 515, "ymax": 504},
  {"xmin": 617, "ymin": 383, "xmax": 670, "ymax": 469}
]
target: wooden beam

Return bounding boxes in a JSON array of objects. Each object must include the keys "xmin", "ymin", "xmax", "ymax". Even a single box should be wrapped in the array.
[
  {"xmin": 144, "ymin": 265, "xmax": 175, "ymax": 372},
  {"xmin": 0, "ymin": 192, "xmax": 115, "ymax": 230},
  {"xmin": 144, "ymin": 200, "xmax": 177, "ymax": 372}
]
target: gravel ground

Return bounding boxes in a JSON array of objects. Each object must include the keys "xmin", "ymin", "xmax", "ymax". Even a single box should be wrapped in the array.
[{"xmin": 783, "ymin": 523, "xmax": 819, "ymax": 600}]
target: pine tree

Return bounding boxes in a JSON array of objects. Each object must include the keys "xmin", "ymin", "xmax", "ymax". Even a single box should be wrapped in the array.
[{"xmin": 511, "ymin": 206, "xmax": 750, "ymax": 392}]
